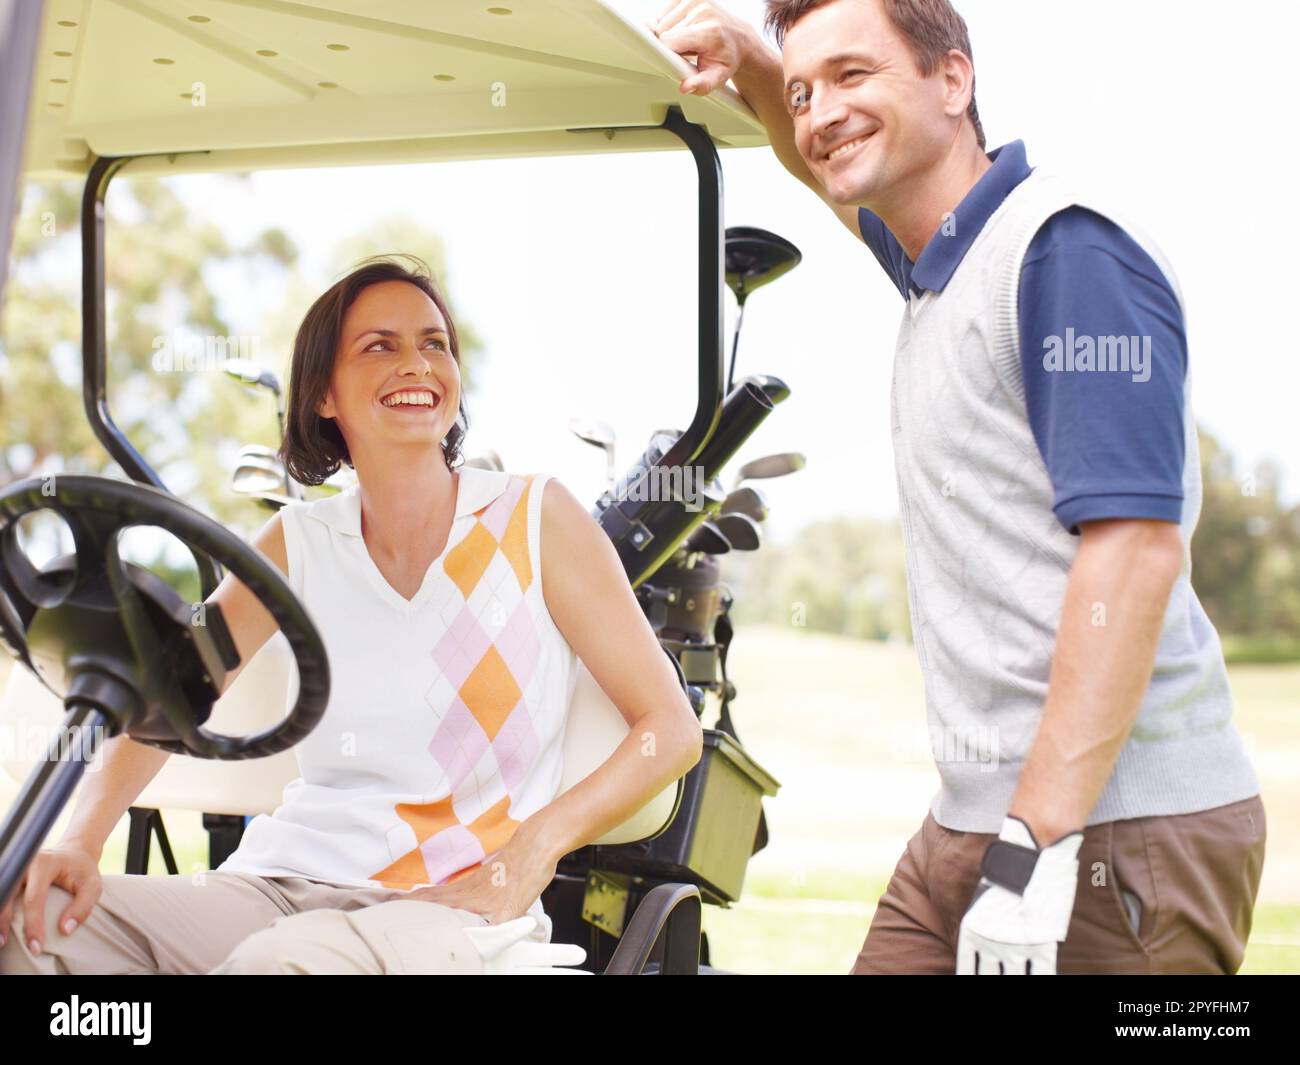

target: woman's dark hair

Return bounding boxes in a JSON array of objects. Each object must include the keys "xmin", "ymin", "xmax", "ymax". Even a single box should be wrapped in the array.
[{"xmin": 280, "ymin": 254, "xmax": 469, "ymax": 485}]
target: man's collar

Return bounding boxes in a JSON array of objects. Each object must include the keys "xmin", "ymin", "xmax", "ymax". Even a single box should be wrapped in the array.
[
  {"xmin": 306, "ymin": 464, "xmax": 511, "ymax": 538},
  {"xmin": 909, "ymin": 140, "xmax": 1033, "ymax": 295}
]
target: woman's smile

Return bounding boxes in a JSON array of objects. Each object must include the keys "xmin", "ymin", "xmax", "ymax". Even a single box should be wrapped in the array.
[{"xmin": 379, "ymin": 387, "xmax": 442, "ymax": 415}]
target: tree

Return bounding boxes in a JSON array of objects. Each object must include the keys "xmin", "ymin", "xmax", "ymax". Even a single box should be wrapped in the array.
[
  {"xmin": 1, "ymin": 175, "xmax": 296, "ymax": 522},
  {"xmin": 1192, "ymin": 426, "xmax": 1300, "ymax": 643},
  {"xmin": 727, "ymin": 516, "xmax": 912, "ymax": 641},
  {"xmin": 1, "ymin": 175, "xmax": 484, "ymax": 598},
  {"xmin": 724, "ymin": 424, "xmax": 1300, "ymax": 651}
]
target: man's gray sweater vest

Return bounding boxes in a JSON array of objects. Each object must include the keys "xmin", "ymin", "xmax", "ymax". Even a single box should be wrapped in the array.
[{"xmin": 891, "ymin": 166, "xmax": 1259, "ymax": 831}]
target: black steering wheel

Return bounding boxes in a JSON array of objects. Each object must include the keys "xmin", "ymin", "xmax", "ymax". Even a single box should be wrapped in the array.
[{"xmin": 0, "ymin": 474, "xmax": 329, "ymax": 759}]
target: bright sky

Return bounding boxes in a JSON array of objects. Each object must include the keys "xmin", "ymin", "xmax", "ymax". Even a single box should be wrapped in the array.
[{"xmin": 157, "ymin": 0, "xmax": 1297, "ymax": 542}]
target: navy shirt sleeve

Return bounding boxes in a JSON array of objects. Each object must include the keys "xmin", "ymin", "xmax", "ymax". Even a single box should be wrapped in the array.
[
  {"xmin": 1018, "ymin": 207, "xmax": 1187, "ymax": 534},
  {"xmin": 858, "ymin": 206, "xmax": 911, "ymax": 299}
]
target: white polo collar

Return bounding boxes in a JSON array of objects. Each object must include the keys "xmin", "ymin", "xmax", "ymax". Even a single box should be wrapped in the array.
[{"xmin": 304, "ymin": 464, "xmax": 509, "ymax": 538}]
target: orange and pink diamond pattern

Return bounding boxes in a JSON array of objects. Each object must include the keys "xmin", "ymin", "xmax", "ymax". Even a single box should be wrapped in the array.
[{"xmin": 369, "ymin": 473, "xmax": 548, "ymax": 889}]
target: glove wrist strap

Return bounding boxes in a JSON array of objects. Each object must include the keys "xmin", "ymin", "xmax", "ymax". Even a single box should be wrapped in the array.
[{"xmin": 979, "ymin": 840, "xmax": 1039, "ymax": 896}]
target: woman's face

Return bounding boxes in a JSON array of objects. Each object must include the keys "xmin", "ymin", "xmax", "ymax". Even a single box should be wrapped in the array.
[{"xmin": 316, "ymin": 280, "xmax": 461, "ymax": 464}]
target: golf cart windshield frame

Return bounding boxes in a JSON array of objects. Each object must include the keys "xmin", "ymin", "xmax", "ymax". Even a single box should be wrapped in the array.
[{"xmin": 78, "ymin": 105, "xmax": 727, "ymax": 597}]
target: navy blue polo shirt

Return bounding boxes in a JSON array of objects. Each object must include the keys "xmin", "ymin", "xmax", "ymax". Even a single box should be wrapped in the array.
[{"xmin": 858, "ymin": 141, "xmax": 1186, "ymax": 533}]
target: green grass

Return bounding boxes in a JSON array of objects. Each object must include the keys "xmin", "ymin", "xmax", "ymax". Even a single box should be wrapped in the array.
[
  {"xmin": 1221, "ymin": 635, "xmax": 1300, "ymax": 665},
  {"xmin": 4, "ymin": 626, "xmax": 1297, "ymax": 974},
  {"xmin": 1240, "ymin": 906, "xmax": 1300, "ymax": 974},
  {"xmin": 706, "ymin": 865, "xmax": 1300, "ymax": 975}
]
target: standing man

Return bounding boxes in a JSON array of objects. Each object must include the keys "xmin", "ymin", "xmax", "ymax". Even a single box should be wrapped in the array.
[{"xmin": 655, "ymin": 0, "xmax": 1266, "ymax": 975}]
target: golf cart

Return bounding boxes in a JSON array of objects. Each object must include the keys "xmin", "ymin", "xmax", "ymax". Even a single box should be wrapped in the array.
[{"xmin": 0, "ymin": 0, "xmax": 803, "ymax": 975}]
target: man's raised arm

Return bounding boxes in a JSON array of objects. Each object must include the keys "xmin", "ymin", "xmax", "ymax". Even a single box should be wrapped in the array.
[{"xmin": 654, "ymin": 1, "xmax": 865, "ymax": 239}]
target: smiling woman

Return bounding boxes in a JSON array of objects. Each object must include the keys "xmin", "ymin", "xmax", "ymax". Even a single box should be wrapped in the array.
[
  {"xmin": 0, "ymin": 252, "xmax": 702, "ymax": 976},
  {"xmin": 281, "ymin": 254, "xmax": 471, "ymax": 484}
]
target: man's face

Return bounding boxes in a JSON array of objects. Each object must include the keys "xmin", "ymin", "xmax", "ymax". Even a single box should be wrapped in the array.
[{"xmin": 783, "ymin": 0, "xmax": 957, "ymax": 209}]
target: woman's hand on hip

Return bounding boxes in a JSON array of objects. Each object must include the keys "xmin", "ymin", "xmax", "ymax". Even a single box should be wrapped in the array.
[{"xmin": 405, "ymin": 831, "xmax": 558, "ymax": 925}]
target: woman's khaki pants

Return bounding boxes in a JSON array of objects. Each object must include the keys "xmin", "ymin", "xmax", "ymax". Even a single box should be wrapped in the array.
[{"xmin": 0, "ymin": 870, "xmax": 549, "ymax": 975}]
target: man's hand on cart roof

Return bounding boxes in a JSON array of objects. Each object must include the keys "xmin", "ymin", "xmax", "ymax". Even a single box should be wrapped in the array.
[
  {"xmin": 654, "ymin": 0, "xmax": 758, "ymax": 96},
  {"xmin": 653, "ymin": 2, "xmax": 867, "ymax": 242}
]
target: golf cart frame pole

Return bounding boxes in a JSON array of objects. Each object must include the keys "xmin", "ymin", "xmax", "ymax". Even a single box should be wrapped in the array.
[
  {"xmin": 577, "ymin": 107, "xmax": 769, "ymax": 587},
  {"xmin": 80, "ymin": 153, "xmax": 222, "ymax": 595},
  {"xmin": 654, "ymin": 106, "xmax": 725, "ymax": 472},
  {"xmin": 77, "ymin": 107, "xmax": 723, "ymax": 596},
  {"xmin": 81, "ymin": 155, "xmax": 157, "ymax": 490},
  {"xmin": 0, "ymin": 701, "xmax": 110, "ymax": 909}
]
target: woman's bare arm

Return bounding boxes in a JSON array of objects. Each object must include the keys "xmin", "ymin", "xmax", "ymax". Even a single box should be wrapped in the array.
[
  {"xmin": 206, "ymin": 510, "xmax": 289, "ymax": 698},
  {"xmin": 517, "ymin": 478, "xmax": 704, "ymax": 862},
  {"xmin": 58, "ymin": 511, "xmax": 290, "ymax": 860}
]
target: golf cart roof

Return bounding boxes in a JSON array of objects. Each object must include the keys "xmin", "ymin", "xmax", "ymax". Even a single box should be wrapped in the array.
[{"xmin": 21, "ymin": 0, "xmax": 768, "ymax": 181}]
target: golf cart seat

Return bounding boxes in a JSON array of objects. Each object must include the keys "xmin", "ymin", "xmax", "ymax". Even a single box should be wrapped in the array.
[
  {"xmin": 0, "ymin": 627, "xmax": 691, "ymax": 972},
  {"xmin": 0, "ymin": 628, "xmax": 679, "ymax": 841}
]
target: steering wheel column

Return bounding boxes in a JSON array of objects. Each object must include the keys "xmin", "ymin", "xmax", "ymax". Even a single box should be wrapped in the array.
[{"xmin": 0, "ymin": 474, "xmax": 331, "ymax": 910}]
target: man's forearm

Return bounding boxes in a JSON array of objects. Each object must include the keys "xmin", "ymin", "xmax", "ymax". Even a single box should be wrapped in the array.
[
  {"xmin": 733, "ymin": 29, "xmax": 820, "ymax": 194},
  {"xmin": 1010, "ymin": 520, "xmax": 1184, "ymax": 844}
]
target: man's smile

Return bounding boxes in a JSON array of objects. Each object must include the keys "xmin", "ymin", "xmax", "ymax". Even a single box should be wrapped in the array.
[{"xmin": 822, "ymin": 130, "xmax": 876, "ymax": 163}]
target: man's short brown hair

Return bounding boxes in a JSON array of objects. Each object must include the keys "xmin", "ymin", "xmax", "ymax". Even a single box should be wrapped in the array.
[{"xmin": 764, "ymin": 0, "xmax": 986, "ymax": 150}]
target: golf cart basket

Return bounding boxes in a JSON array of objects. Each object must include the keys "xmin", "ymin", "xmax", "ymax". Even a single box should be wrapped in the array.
[{"xmin": 1, "ymin": 0, "xmax": 790, "ymax": 975}]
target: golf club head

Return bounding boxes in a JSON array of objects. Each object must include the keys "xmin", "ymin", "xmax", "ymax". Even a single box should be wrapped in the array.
[
  {"xmin": 725, "ymin": 226, "xmax": 802, "ymax": 305},
  {"xmin": 233, "ymin": 443, "xmax": 304, "ymax": 500},
  {"xmin": 569, "ymin": 417, "xmax": 616, "ymax": 452},
  {"xmin": 570, "ymin": 416, "xmax": 617, "ymax": 483},
  {"xmin": 721, "ymin": 484, "xmax": 769, "ymax": 523},
  {"xmin": 683, "ymin": 521, "xmax": 732, "ymax": 556},
  {"xmin": 713, "ymin": 512, "xmax": 762, "ymax": 551},
  {"xmin": 224, "ymin": 358, "xmax": 282, "ymax": 395},
  {"xmin": 232, "ymin": 454, "xmax": 284, "ymax": 496},
  {"xmin": 734, "ymin": 452, "xmax": 807, "ymax": 488}
]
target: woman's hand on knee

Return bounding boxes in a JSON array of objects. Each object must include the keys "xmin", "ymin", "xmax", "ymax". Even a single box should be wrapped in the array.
[{"xmin": 0, "ymin": 844, "xmax": 102, "ymax": 955}]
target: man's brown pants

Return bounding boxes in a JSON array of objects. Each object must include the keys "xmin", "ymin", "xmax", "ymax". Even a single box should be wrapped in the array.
[{"xmin": 852, "ymin": 795, "xmax": 1267, "ymax": 974}]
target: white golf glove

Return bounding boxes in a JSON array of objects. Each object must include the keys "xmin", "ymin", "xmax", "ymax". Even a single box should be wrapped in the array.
[
  {"xmin": 956, "ymin": 815, "xmax": 1083, "ymax": 975},
  {"xmin": 463, "ymin": 915, "xmax": 591, "ymax": 975}
]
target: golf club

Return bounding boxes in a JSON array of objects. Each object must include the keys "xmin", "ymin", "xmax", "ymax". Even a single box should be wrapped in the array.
[{"xmin": 725, "ymin": 226, "xmax": 803, "ymax": 393}]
